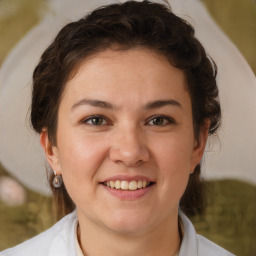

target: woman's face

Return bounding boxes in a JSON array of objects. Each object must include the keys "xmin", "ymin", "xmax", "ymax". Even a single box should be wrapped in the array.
[{"xmin": 42, "ymin": 48, "xmax": 207, "ymax": 235}]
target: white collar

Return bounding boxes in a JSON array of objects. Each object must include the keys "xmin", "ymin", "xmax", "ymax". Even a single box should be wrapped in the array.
[
  {"xmin": 47, "ymin": 210, "xmax": 196, "ymax": 256},
  {"xmin": 178, "ymin": 211, "xmax": 198, "ymax": 256},
  {"xmin": 73, "ymin": 214, "xmax": 185, "ymax": 256}
]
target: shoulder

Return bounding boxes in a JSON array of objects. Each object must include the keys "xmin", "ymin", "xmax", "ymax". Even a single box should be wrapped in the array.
[
  {"xmin": 0, "ymin": 211, "xmax": 77, "ymax": 256},
  {"xmin": 196, "ymin": 234, "xmax": 235, "ymax": 256},
  {"xmin": 179, "ymin": 211, "xmax": 235, "ymax": 256}
]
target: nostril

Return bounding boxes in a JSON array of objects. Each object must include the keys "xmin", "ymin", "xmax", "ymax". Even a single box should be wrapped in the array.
[
  {"xmin": 109, "ymin": 146, "xmax": 150, "ymax": 167},
  {"xmin": 109, "ymin": 132, "xmax": 150, "ymax": 166}
]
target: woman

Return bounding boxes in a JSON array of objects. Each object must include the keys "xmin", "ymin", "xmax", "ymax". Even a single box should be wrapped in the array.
[{"xmin": 1, "ymin": 1, "xmax": 234, "ymax": 255}]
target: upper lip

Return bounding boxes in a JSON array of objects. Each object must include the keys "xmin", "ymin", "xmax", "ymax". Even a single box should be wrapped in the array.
[{"xmin": 101, "ymin": 175, "xmax": 154, "ymax": 183}]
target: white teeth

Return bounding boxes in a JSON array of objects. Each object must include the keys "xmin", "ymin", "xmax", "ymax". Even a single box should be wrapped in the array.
[
  {"xmin": 121, "ymin": 180, "xmax": 129, "ymax": 190},
  {"xmin": 137, "ymin": 180, "xmax": 142, "ymax": 189},
  {"xmin": 128, "ymin": 181, "xmax": 137, "ymax": 190},
  {"xmin": 105, "ymin": 180, "xmax": 151, "ymax": 190},
  {"xmin": 114, "ymin": 180, "xmax": 121, "ymax": 189},
  {"xmin": 110, "ymin": 181, "xmax": 115, "ymax": 188}
]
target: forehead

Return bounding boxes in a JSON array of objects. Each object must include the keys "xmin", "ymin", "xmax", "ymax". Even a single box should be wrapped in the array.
[{"xmin": 61, "ymin": 48, "xmax": 190, "ymax": 108}]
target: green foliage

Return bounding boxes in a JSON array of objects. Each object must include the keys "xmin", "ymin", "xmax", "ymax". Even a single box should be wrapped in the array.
[
  {"xmin": 201, "ymin": 0, "xmax": 256, "ymax": 74},
  {"xmin": 0, "ymin": 0, "xmax": 47, "ymax": 64},
  {"xmin": 191, "ymin": 180, "xmax": 256, "ymax": 256},
  {"xmin": 0, "ymin": 187, "xmax": 54, "ymax": 250}
]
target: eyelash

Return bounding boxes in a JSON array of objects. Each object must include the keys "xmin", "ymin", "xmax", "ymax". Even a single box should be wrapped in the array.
[
  {"xmin": 146, "ymin": 115, "xmax": 175, "ymax": 126},
  {"xmin": 81, "ymin": 115, "xmax": 175, "ymax": 127},
  {"xmin": 81, "ymin": 115, "xmax": 111, "ymax": 126}
]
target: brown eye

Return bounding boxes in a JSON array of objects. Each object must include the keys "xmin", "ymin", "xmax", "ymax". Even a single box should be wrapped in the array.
[
  {"xmin": 152, "ymin": 117, "xmax": 164, "ymax": 125},
  {"xmin": 91, "ymin": 117, "xmax": 104, "ymax": 125},
  {"xmin": 147, "ymin": 115, "xmax": 175, "ymax": 126},
  {"xmin": 82, "ymin": 116, "xmax": 108, "ymax": 126}
]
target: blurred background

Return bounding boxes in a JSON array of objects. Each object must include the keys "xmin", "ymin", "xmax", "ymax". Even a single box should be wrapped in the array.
[{"xmin": 0, "ymin": 0, "xmax": 255, "ymax": 255}]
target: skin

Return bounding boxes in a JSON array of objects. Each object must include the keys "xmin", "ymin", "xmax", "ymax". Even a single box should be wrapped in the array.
[{"xmin": 41, "ymin": 48, "xmax": 209, "ymax": 256}]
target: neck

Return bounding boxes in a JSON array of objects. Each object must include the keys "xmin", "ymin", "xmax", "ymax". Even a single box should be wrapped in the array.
[{"xmin": 77, "ymin": 212, "xmax": 180, "ymax": 256}]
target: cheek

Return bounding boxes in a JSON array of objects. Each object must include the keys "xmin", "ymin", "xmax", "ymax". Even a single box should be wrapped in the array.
[
  {"xmin": 152, "ymin": 132, "xmax": 194, "ymax": 171},
  {"xmin": 56, "ymin": 131, "xmax": 108, "ymax": 182},
  {"xmin": 151, "ymin": 133, "xmax": 194, "ymax": 194},
  {"xmin": 56, "ymin": 132, "xmax": 109, "ymax": 207}
]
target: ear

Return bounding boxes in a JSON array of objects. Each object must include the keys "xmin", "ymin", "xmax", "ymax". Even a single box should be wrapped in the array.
[
  {"xmin": 190, "ymin": 120, "xmax": 210, "ymax": 173},
  {"xmin": 40, "ymin": 129, "xmax": 62, "ymax": 174}
]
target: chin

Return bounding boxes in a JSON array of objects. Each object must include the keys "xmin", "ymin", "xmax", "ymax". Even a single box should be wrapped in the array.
[{"xmin": 103, "ymin": 210, "xmax": 154, "ymax": 235}]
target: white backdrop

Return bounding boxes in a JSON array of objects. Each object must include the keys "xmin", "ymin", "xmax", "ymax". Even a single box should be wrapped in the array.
[{"xmin": 0, "ymin": 0, "xmax": 255, "ymax": 195}]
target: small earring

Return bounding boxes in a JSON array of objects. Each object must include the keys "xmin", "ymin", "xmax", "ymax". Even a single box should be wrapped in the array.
[{"xmin": 52, "ymin": 171, "xmax": 63, "ymax": 188}]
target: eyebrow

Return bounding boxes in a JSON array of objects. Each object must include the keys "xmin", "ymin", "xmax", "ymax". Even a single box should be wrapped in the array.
[
  {"xmin": 71, "ymin": 99, "xmax": 118, "ymax": 111},
  {"xmin": 144, "ymin": 99, "xmax": 182, "ymax": 110},
  {"xmin": 71, "ymin": 98, "xmax": 182, "ymax": 111}
]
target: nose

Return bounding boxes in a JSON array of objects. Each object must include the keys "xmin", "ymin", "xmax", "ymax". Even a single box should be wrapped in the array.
[{"xmin": 109, "ymin": 126, "xmax": 150, "ymax": 167}]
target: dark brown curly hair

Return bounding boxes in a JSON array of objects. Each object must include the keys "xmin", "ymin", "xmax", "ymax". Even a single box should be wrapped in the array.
[{"xmin": 31, "ymin": 0, "xmax": 221, "ymax": 219}]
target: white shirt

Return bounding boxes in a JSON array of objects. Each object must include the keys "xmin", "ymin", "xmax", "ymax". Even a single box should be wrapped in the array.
[
  {"xmin": 74, "ymin": 221, "xmax": 179, "ymax": 256},
  {"xmin": 0, "ymin": 211, "xmax": 235, "ymax": 256}
]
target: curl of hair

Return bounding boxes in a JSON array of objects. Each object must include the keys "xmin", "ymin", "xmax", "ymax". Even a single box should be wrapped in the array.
[{"xmin": 31, "ymin": 0, "xmax": 221, "ymax": 219}]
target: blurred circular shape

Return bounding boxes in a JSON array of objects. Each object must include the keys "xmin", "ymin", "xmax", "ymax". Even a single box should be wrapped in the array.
[{"xmin": 0, "ymin": 176, "xmax": 27, "ymax": 206}]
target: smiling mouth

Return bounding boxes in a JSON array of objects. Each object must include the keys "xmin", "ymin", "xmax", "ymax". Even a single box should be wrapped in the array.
[{"xmin": 102, "ymin": 180, "xmax": 154, "ymax": 191}]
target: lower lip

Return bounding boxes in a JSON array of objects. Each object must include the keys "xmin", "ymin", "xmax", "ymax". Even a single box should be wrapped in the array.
[{"xmin": 101, "ymin": 184, "xmax": 155, "ymax": 200}]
